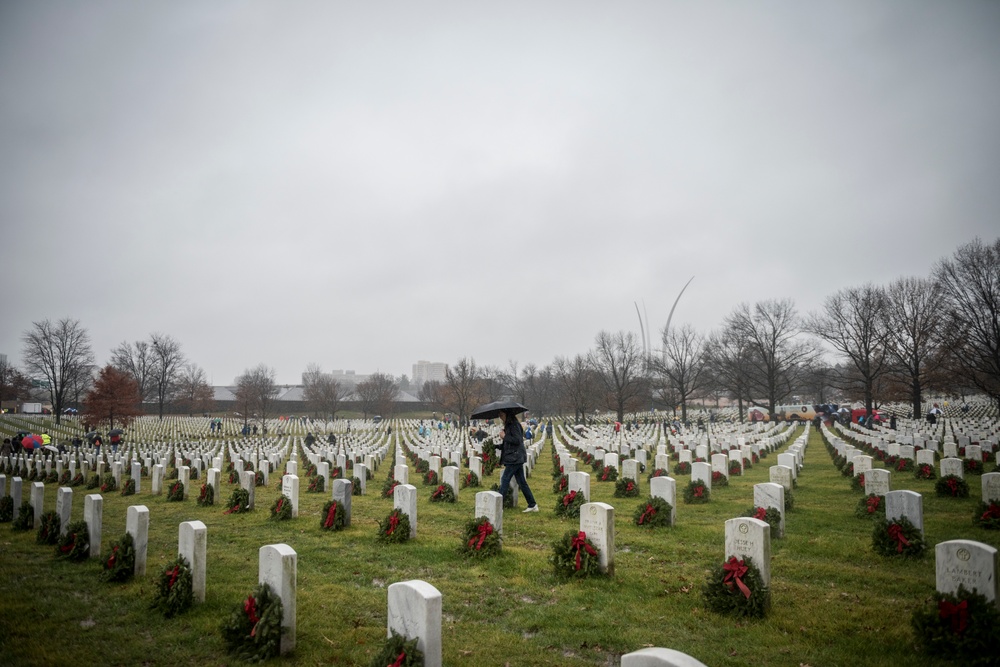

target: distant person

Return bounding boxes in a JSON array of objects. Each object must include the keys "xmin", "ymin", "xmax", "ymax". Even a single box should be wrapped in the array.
[
  {"xmin": 496, "ymin": 410, "xmax": 539, "ymax": 513},
  {"xmin": 1, "ymin": 438, "xmax": 11, "ymax": 457},
  {"xmin": 889, "ymin": 415, "xmax": 897, "ymax": 430}
]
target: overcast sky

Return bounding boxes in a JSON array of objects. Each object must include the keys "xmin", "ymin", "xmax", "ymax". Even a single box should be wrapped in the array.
[{"xmin": 2, "ymin": 1, "xmax": 998, "ymax": 385}]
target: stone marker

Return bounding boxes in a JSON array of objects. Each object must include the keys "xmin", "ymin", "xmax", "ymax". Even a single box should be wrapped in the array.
[
  {"xmin": 56, "ymin": 486, "xmax": 72, "ymax": 535},
  {"xmin": 179, "ymin": 520, "xmax": 207, "ymax": 603},
  {"xmin": 241, "ymin": 471, "xmax": 256, "ymax": 510},
  {"xmin": 865, "ymin": 469, "xmax": 891, "ymax": 497},
  {"xmin": 394, "ymin": 483, "xmax": 418, "ymax": 538},
  {"xmin": 282, "ymin": 474, "xmax": 300, "ymax": 517},
  {"xmin": 394, "ymin": 464, "xmax": 409, "ymax": 485},
  {"xmin": 355, "ymin": 463, "xmax": 368, "ymax": 495},
  {"xmin": 753, "ymin": 483, "xmax": 785, "ymax": 538},
  {"xmin": 769, "ymin": 465, "xmax": 792, "ymax": 493},
  {"xmin": 131, "ymin": 462, "xmax": 142, "ymax": 493},
  {"xmin": 442, "ymin": 466, "xmax": 460, "ymax": 501},
  {"xmin": 649, "ymin": 476, "xmax": 677, "ymax": 526},
  {"xmin": 568, "ymin": 471, "xmax": 591, "ymax": 501},
  {"xmin": 711, "ymin": 454, "xmax": 729, "ymax": 481},
  {"xmin": 475, "ymin": 491, "xmax": 504, "ymax": 536},
  {"xmin": 179, "ymin": 465, "xmax": 190, "ymax": 498},
  {"xmin": 84, "ymin": 494, "xmax": 102, "ymax": 558},
  {"xmin": 621, "ymin": 647, "xmax": 709, "ymax": 667},
  {"xmin": 387, "ymin": 580, "xmax": 442, "ymax": 667},
  {"xmin": 127, "ymin": 505, "xmax": 150, "ymax": 577},
  {"xmin": 579, "ymin": 502, "xmax": 615, "ymax": 575},
  {"xmin": 935, "ymin": 539, "xmax": 999, "ymax": 606},
  {"xmin": 208, "ymin": 468, "xmax": 220, "ymax": 500},
  {"xmin": 692, "ymin": 462, "xmax": 712, "ymax": 491},
  {"xmin": 259, "ymin": 543, "xmax": 297, "ymax": 654},
  {"xmin": 11, "ymin": 476, "xmax": 22, "ymax": 509},
  {"xmin": 152, "ymin": 464, "xmax": 164, "ymax": 495},
  {"xmin": 31, "ymin": 482, "xmax": 44, "ymax": 526},
  {"xmin": 885, "ymin": 490, "xmax": 923, "ymax": 532},
  {"xmin": 725, "ymin": 517, "xmax": 771, "ymax": 588},
  {"xmin": 982, "ymin": 472, "xmax": 1000, "ymax": 504},
  {"xmin": 332, "ymin": 479, "xmax": 353, "ymax": 526},
  {"xmin": 941, "ymin": 457, "xmax": 964, "ymax": 479}
]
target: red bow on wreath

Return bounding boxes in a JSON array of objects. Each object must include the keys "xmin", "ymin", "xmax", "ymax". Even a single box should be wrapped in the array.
[
  {"xmin": 754, "ymin": 507, "xmax": 767, "ymax": 521},
  {"xmin": 60, "ymin": 534, "xmax": 76, "ymax": 554},
  {"xmin": 387, "ymin": 513, "xmax": 400, "ymax": 536},
  {"xmin": 626, "ymin": 482, "xmax": 635, "ymax": 493},
  {"xmin": 324, "ymin": 502, "xmax": 338, "ymax": 528},
  {"xmin": 722, "ymin": 556, "xmax": 752, "ymax": 599},
  {"xmin": 432, "ymin": 485, "xmax": 444, "ymax": 499},
  {"xmin": 946, "ymin": 479, "xmax": 959, "ymax": 496},
  {"xmin": 570, "ymin": 531, "xmax": 597, "ymax": 571},
  {"xmin": 938, "ymin": 599, "xmax": 969, "ymax": 634},
  {"xmin": 858, "ymin": 473, "xmax": 866, "ymax": 487},
  {"xmin": 638, "ymin": 504, "xmax": 656, "ymax": 525},
  {"xmin": 887, "ymin": 523, "xmax": 910, "ymax": 553},
  {"xmin": 244, "ymin": 596, "xmax": 260, "ymax": 636},
  {"xmin": 694, "ymin": 486, "xmax": 704, "ymax": 498},
  {"xmin": 469, "ymin": 521, "xmax": 493, "ymax": 550},
  {"xmin": 167, "ymin": 566, "xmax": 180, "ymax": 590},
  {"xmin": 107, "ymin": 545, "xmax": 119, "ymax": 569},
  {"xmin": 276, "ymin": 498, "xmax": 284, "ymax": 513},
  {"xmin": 388, "ymin": 651, "xmax": 407, "ymax": 667},
  {"xmin": 563, "ymin": 490, "xmax": 577, "ymax": 507},
  {"xmin": 982, "ymin": 503, "xmax": 1000, "ymax": 521},
  {"xmin": 867, "ymin": 496, "xmax": 880, "ymax": 513}
]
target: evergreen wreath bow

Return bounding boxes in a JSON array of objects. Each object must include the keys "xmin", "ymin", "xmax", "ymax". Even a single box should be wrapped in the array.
[
  {"xmin": 563, "ymin": 490, "xmax": 577, "ymax": 507},
  {"xmin": 387, "ymin": 513, "xmax": 400, "ymax": 536},
  {"xmin": 887, "ymin": 523, "xmax": 910, "ymax": 553},
  {"xmin": 570, "ymin": 531, "xmax": 597, "ymax": 571},
  {"xmin": 469, "ymin": 521, "xmax": 493, "ymax": 550},
  {"xmin": 938, "ymin": 599, "xmax": 968, "ymax": 634},
  {"xmin": 323, "ymin": 502, "xmax": 338, "ymax": 529},
  {"xmin": 244, "ymin": 596, "xmax": 260, "ymax": 636},
  {"xmin": 722, "ymin": 556, "xmax": 752, "ymax": 599},
  {"xmin": 638, "ymin": 504, "xmax": 656, "ymax": 525}
]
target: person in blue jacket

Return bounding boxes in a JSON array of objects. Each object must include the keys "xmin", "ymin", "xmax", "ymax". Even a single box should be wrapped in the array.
[{"xmin": 497, "ymin": 410, "xmax": 539, "ymax": 513}]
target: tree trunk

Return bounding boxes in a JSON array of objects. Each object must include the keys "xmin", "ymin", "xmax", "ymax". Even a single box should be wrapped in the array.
[{"xmin": 911, "ymin": 378, "xmax": 922, "ymax": 423}]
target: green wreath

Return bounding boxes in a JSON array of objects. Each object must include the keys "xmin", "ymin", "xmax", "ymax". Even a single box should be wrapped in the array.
[
  {"xmin": 228, "ymin": 470, "xmax": 240, "ymax": 484},
  {"xmin": 936, "ymin": 475, "xmax": 970, "ymax": 498},
  {"xmin": 415, "ymin": 460, "xmax": 430, "ymax": 474},
  {"xmin": 674, "ymin": 461, "xmax": 691, "ymax": 475},
  {"xmin": 598, "ymin": 465, "xmax": 618, "ymax": 482},
  {"xmin": 895, "ymin": 458, "xmax": 914, "ymax": 473},
  {"xmin": 855, "ymin": 493, "xmax": 886, "ymax": 520},
  {"xmin": 914, "ymin": 463, "xmax": 936, "ymax": 481},
  {"xmin": 647, "ymin": 468, "xmax": 669, "ymax": 481},
  {"xmin": 367, "ymin": 630, "xmax": 423, "ymax": 667},
  {"xmin": 872, "ymin": 516, "xmax": 926, "ymax": 558},
  {"xmin": 59, "ymin": 470, "xmax": 71, "ymax": 485},
  {"xmin": 166, "ymin": 481, "xmax": 185, "ymax": 502},
  {"xmin": 972, "ymin": 501, "xmax": 1000, "ymax": 530},
  {"xmin": 633, "ymin": 497, "xmax": 672, "ymax": 528},
  {"xmin": 305, "ymin": 463, "xmax": 317, "ymax": 477},
  {"xmin": 223, "ymin": 487, "xmax": 251, "ymax": 514},
  {"xmin": 551, "ymin": 530, "xmax": 602, "ymax": 578},
  {"xmin": 461, "ymin": 516, "xmax": 502, "ymax": 559},
  {"xmin": 711, "ymin": 471, "xmax": 729, "ymax": 488},
  {"xmin": 590, "ymin": 458, "xmax": 604, "ymax": 473},
  {"xmin": 702, "ymin": 555, "xmax": 771, "ymax": 618},
  {"xmin": 377, "ymin": 508, "xmax": 411, "ymax": 543},
  {"xmin": 785, "ymin": 488, "xmax": 795, "ymax": 511},
  {"xmin": 151, "ymin": 555, "xmax": 194, "ymax": 618},
  {"xmin": 45, "ymin": 471, "xmax": 59, "ymax": 484},
  {"xmin": 55, "ymin": 520, "xmax": 90, "ymax": 561},
  {"xmin": 12, "ymin": 501, "xmax": 34, "ymax": 531},
  {"xmin": 197, "ymin": 483, "xmax": 215, "ymax": 507},
  {"xmin": 554, "ymin": 490, "xmax": 587, "ymax": 518},
  {"xmin": 255, "ymin": 470, "xmax": 265, "ymax": 487},
  {"xmin": 382, "ymin": 478, "xmax": 400, "ymax": 499},
  {"xmin": 27, "ymin": 468, "xmax": 37, "ymax": 481},
  {"xmin": 614, "ymin": 478, "xmax": 640, "ymax": 498},
  {"xmin": 963, "ymin": 459, "xmax": 984, "ymax": 475},
  {"xmin": 553, "ymin": 474, "xmax": 569, "ymax": 494},
  {"xmin": 850, "ymin": 472, "xmax": 865, "ymax": 492},
  {"xmin": 101, "ymin": 532, "xmax": 136, "ymax": 583},
  {"xmin": 743, "ymin": 457, "xmax": 752, "ymax": 470},
  {"xmin": 729, "ymin": 460, "xmax": 743, "ymax": 477},
  {"xmin": 269, "ymin": 494, "xmax": 292, "ymax": 521},
  {"xmin": 70, "ymin": 473, "xmax": 85, "ymax": 487},
  {"xmin": 220, "ymin": 582, "xmax": 285, "ymax": 663},
  {"xmin": 683, "ymin": 480, "xmax": 710, "ymax": 504},
  {"xmin": 121, "ymin": 478, "xmax": 136, "ymax": 496},
  {"xmin": 319, "ymin": 500, "xmax": 347, "ymax": 531},
  {"xmin": 841, "ymin": 462, "xmax": 855, "ymax": 478},
  {"xmin": 461, "ymin": 471, "xmax": 480, "ymax": 489},
  {"xmin": 86, "ymin": 474, "xmax": 100, "ymax": 490},
  {"xmin": 489, "ymin": 483, "xmax": 514, "ymax": 509},
  {"xmin": 307, "ymin": 475, "xmax": 325, "ymax": 493},
  {"xmin": 552, "ymin": 463, "xmax": 565, "ymax": 479},
  {"xmin": 352, "ymin": 477, "xmax": 363, "ymax": 495},
  {"xmin": 167, "ymin": 467, "xmax": 179, "ymax": 480},
  {"xmin": 422, "ymin": 470, "xmax": 439, "ymax": 486},
  {"xmin": 36, "ymin": 511, "xmax": 61, "ymax": 545},
  {"xmin": 911, "ymin": 585, "xmax": 1000, "ymax": 666},
  {"xmin": 0, "ymin": 495, "xmax": 13, "ymax": 522},
  {"xmin": 100, "ymin": 473, "xmax": 118, "ymax": 493},
  {"xmin": 742, "ymin": 506, "xmax": 782, "ymax": 539},
  {"xmin": 430, "ymin": 483, "xmax": 456, "ymax": 503}
]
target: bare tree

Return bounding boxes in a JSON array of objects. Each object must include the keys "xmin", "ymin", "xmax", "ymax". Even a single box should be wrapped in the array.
[
  {"xmin": 233, "ymin": 364, "xmax": 278, "ymax": 434},
  {"xmin": 354, "ymin": 372, "xmax": 399, "ymax": 418},
  {"xmin": 883, "ymin": 276, "xmax": 946, "ymax": 420},
  {"xmin": 553, "ymin": 354, "xmax": 600, "ymax": 422},
  {"xmin": 150, "ymin": 333, "xmax": 185, "ymax": 419},
  {"xmin": 935, "ymin": 237, "xmax": 1000, "ymax": 410},
  {"xmin": 21, "ymin": 318, "xmax": 94, "ymax": 424},
  {"xmin": 807, "ymin": 285, "xmax": 892, "ymax": 416},
  {"xmin": 175, "ymin": 363, "xmax": 215, "ymax": 416},
  {"xmin": 110, "ymin": 340, "xmax": 156, "ymax": 401},
  {"xmin": 726, "ymin": 300, "xmax": 814, "ymax": 419},
  {"xmin": 588, "ymin": 330, "xmax": 648, "ymax": 422},
  {"xmin": 654, "ymin": 324, "xmax": 709, "ymax": 421},
  {"xmin": 0, "ymin": 357, "xmax": 33, "ymax": 405},
  {"xmin": 302, "ymin": 363, "xmax": 348, "ymax": 420},
  {"xmin": 443, "ymin": 357, "xmax": 484, "ymax": 423}
]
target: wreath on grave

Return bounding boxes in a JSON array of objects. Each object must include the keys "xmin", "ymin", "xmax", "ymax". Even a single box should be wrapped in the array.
[
  {"xmin": 936, "ymin": 475, "xmax": 970, "ymax": 498},
  {"xmin": 551, "ymin": 530, "xmax": 601, "ymax": 578},
  {"xmin": 101, "ymin": 532, "xmax": 136, "ymax": 583},
  {"xmin": 377, "ymin": 508, "xmax": 411, "ymax": 544},
  {"xmin": 141, "ymin": 465, "xmax": 149, "ymax": 477},
  {"xmin": 702, "ymin": 555, "xmax": 771, "ymax": 618},
  {"xmin": 381, "ymin": 478, "xmax": 400, "ymax": 499},
  {"xmin": 167, "ymin": 481, "xmax": 185, "ymax": 502},
  {"xmin": 614, "ymin": 478, "xmax": 639, "ymax": 498},
  {"xmin": 553, "ymin": 474, "xmax": 568, "ymax": 494},
  {"xmin": 12, "ymin": 501, "xmax": 34, "ymax": 531},
  {"xmin": 27, "ymin": 468, "xmax": 37, "ymax": 481},
  {"xmin": 269, "ymin": 494, "xmax": 293, "ymax": 521},
  {"xmin": 86, "ymin": 474, "xmax": 100, "ymax": 490},
  {"xmin": 461, "ymin": 516, "xmax": 502, "ymax": 559},
  {"xmin": 430, "ymin": 483, "xmax": 456, "ymax": 503},
  {"xmin": 875, "ymin": 449, "xmax": 887, "ymax": 462},
  {"xmin": 554, "ymin": 490, "xmax": 587, "ymax": 518},
  {"xmin": 167, "ymin": 467, "xmax": 179, "ymax": 480},
  {"xmin": 743, "ymin": 457, "xmax": 752, "ymax": 470},
  {"xmin": 255, "ymin": 470, "xmax": 265, "ymax": 487},
  {"xmin": 590, "ymin": 458, "xmax": 604, "ymax": 473},
  {"xmin": 886, "ymin": 455, "xmax": 899, "ymax": 468},
  {"xmin": 423, "ymin": 470, "xmax": 439, "ymax": 486},
  {"xmin": 319, "ymin": 500, "xmax": 347, "ymax": 531},
  {"xmin": 36, "ymin": 511, "xmax": 61, "ymax": 545},
  {"xmin": 351, "ymin": 477, "xmax": 362, "ymax": 495},
  {"xmin": 683, "ymin": 480, "xmax": 710, "ymax": 504},
  {"xmin": 911, "ymin": 585, "xmax": 1000, "ymax": 666},
  {"xmin": 228, "ymin": 470, "xmax": 240, "ymax": 484},
  {"xmin": 70, "ymin": 473, "xmax": 85, "ymax": 487},
  {"xmin": 0, "ymin": 495, "xmax": 13, "ymax": 522},
  {"xmin": 100, "ymin": 473, "xmax": 118, "ymax": 493},
  {"xmin": 872, "ymin": 516, "xmax": 926, "ymax": 558},
  {"xmin": 633, "ymin": 497, "xmax": 672, "ymax": 528},
  {"xmin": 694, "ymin": 457, "xmax": 707, "ymax": 464},
  {"xmin": 647, "ymin": 468, "xmax": 669, "ymax": 481},
  {"xmin": 415, "ymin": 460, "xmax": 430, "ymax": 474},
  {"xmin": 742, "ymin": 506, "xmax": 781, "ymax": 539},
  {"xmin": 223, "ymin": 488, "xmax": 251, "ymax": 514},
  {"xmin": 190, "ymin": 467, "xmax": 200, "ymax": 481},
  {"xmin": 196, "ymin": 482, "xmax": 215, "ymax": 506},
  {"xmin": 598, "ymin": 465, "xmax": 618, "ymax": 482},
  {"xmin": 842, "ymin": 462, "xmax": 854, "ymax": 478},
  {"xmin": 833, "ymin": 454, "xmax": 847, "ymax": 471},
  {"xmin": 121, "ymin": 478, "xmax": 136, "ymax": 496},
  {"xmin": 330, "ymin": 467, "xmax": 342, "ymax": 480},
  {"xmin": 220, "ymin": 582, "xmax": 284, "ymax": 663},
  {"xmin": 307, "ymin": 475, "xmax": 325, "ymax": 493},
  {"xmin": 551, "ymin": 464, "xmax": 565, "ymax": 479},
  {"xmin": 712, "ymin": 471, "xmax": 729, "ymax": 488},
  {"xmin": 490, "ymin": 483, "xmax": 514, "ymax": 509},
  {"xmin": 964, "ymin": 459, "xmax": 984, "ymax": 475},
  {"xmin": 367, "ymin": 630, "xmax": 423, "ymax": 667},
  {"xmin": 55, "ymin": 520, "xmax": 90, "ymax": 562},
  {"xmin": 151, "ymin": 555, "xmax": 194, "ymax": 618},
  {"xmin": 674, "ymin": 461, "xmax": 691, "ymax": 475},
  {"xmin": 849, "ymin": 472, "xmax": 865, "ymax": 493},
  {"xmin": 59, "ymin": 471, "xmax": 71, "ymax": 485},
  {"xmin": 305, "ymin": 463, "xmax": 317, "ymax": 477},
  {"xmin": 45, "ymin": 471, "xmax": 59, "ymax": 484},
  {"xmin": 855, "ymin": 494, "xmax": 886, "ymax": 520},
  {"xmin": 915, "ymin": 463, "xmax": 936, "ymax": 481},
  {"xmin": 972, "ymin": 501, "xmax": 1000, "ymax": 530},
  {"xmin": 896, "ymin": 458, "xmax": 914, "ymax": 473},
  {"xmin": 752, "ymin": 452, "xmax": 761, "ymax": 464}
]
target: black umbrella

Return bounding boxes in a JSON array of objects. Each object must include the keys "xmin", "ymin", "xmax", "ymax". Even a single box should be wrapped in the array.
[
  {"xmin": 109, "ymin": 429, "xmax": 124, "ymax": 436},
  {"xmin": 85, "ymin": 431, "xmax": 100, "ymax": 442},
  {"xmin": 470, "ymin": 400, "xmax": 529, "ymax": 421}
]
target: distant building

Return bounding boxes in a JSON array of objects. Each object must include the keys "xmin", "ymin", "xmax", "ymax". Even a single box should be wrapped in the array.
[{"xmin": 412, "ymin": 360, "xmax": 448, "ymax": 388}]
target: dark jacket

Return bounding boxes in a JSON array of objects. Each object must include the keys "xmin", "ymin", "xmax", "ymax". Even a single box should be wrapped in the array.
[{"xmin": 499, "ymin": 418, "xmax": 527, "ymax": 466}]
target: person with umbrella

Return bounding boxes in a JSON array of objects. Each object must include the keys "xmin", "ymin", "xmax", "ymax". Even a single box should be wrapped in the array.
[{"xmin": 496, "ymin": 409, "xmax": 539, "ymax": 513}]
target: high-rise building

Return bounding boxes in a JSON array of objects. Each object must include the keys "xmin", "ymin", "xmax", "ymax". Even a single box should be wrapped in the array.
[{"xmin": 412, "ymin": 360, "xmax": 448, "ymax": 388}]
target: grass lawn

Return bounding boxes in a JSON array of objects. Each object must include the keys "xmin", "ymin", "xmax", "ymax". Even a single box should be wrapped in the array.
[{"xmin": 1, "ymin": 425, "xmax": 998, "ymax": 666}]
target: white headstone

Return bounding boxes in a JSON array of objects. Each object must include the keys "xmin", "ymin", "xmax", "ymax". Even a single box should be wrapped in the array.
[
  {"xmin": 475, "ymin": 490, "xmax": 503, "ymax": 536},
  {"xmin": 865, "ymin": 469, "xmax": 891, "ymax": 497},
  {"xmin": 394, "ymin": 483, "xmax": 418, "ymax": 538},
  {"xmin": 84, "ymin": 493, "xmax": 102, "ymax": 558},
  {"xmin": 649, "ymin": 476, "xmax": 676, "ymax": 526},
  {"xmin": 621, "ymin": 647, "xmax": 709, "ymax": 667},
  {"xmin": 178, "ymin": 520, "xmax": 207, "ymax": 603},
  {"xmin": 935, "ymin": 539, "xmax": 999, "ymax": 606},
  {"xmin": 387, "ymin": 580, "xmax": 442, "ymax": 667},
  {"xmin": 126, "ymin": 505, "xmax": 149, "ymax": 577},
  {"xmin": 332, "ymin": 479, "xmax": 353, "ymax": 526},
  {"xmin": 282, "ymin": 474, "xmax": 300, "ymax": 517},
  {"xmin": 724, "ymin": 517, "xmax": 771, "ymax": 588},
  {"xmin": 579, "ymin": 502, "xmax": 615, "ymax": 575},
  {"xmin": 258, "ymin": 543, "xmax": 297, "ymax": 654},
  {"xmin": 753, "ymin": 483, "xmax": 785, "ymax": 538},
  {"xmin": 885, "ymin": 490, "xmax": 924, "ymax": 532}
]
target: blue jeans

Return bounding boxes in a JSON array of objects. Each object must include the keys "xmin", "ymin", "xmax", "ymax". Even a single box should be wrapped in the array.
[{"xmin": 499, "ymin": 464, "xmax": 536, "ymax": 507}]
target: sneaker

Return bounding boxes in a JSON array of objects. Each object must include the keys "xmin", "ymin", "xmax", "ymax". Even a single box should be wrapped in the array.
[{"xmin": 523, "ymin": 505, "xmax": 539, "ymax": 513}]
